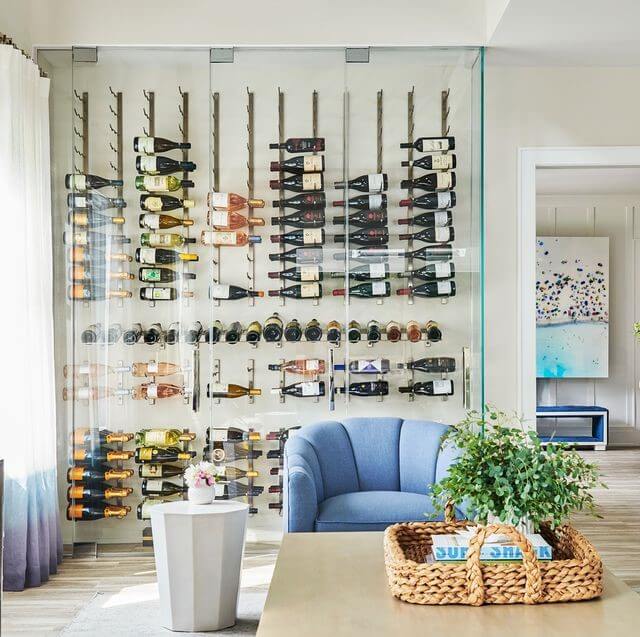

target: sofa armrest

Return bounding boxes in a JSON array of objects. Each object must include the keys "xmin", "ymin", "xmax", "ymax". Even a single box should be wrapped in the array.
[{"xmin": 284, "ymin": 457, "xmax": 319, "ymax": 533}]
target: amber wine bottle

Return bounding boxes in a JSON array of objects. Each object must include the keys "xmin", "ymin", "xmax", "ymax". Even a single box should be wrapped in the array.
[
  {"xmin": 135, "ymin": 175, "xmax": 194, "ymax": 193},
  {"xmin": 135, "ymin": 446, "xmax": 196, "ymax": 463},
  {"xmin": 67, "ymin": 504, "xmax": 130, "ymax": 520},
  {"xmin": 270, "ymin": 155, "xmax": 325, "ymax": 174},
  {"xmin": 207, "ymin": 383, "xmax": 262, "ymax": 399},
  {"xmin": 73, "ymin": 448, "xmax": 134, "ymax": 463},
  {"xmin": 140, "ymin": 194, "xmax": 195, "ymax": 212},
  {"xmin": 386, "ymin": 320, "xmax": 402, "ymax": 342},
  {"xmin": 134, "ymin": 136, "xmax": 191, "ymax": 154},
  {"xmin": 406, "ymin": 320, "xmax": 422, "ymax": 343},
  {"xmin": 67, "ymin": 485, "xmax": 133, "ymax": 501},
  {"xmin": 139, "ymin": 213, "xmax": 194, "ymax": 230},
  {"xmin": 67, "ymin": 466, "xmax": 134, "ymax": 483}
]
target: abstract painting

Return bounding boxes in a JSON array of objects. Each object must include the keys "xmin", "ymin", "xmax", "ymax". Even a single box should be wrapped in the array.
[{"xmin": 536, "ymin": 236, "xmax": 609, "ymax": 378}]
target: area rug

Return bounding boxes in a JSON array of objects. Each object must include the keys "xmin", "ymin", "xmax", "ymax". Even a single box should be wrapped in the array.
[{"xmin": 60, "ymin": 585, "xmax": 268, "ymax": 636}]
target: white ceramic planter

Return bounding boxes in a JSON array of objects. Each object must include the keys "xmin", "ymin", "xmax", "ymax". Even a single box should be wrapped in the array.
[{"xmin": 188, "ymin": 485, "xmax": 215, "ymax": 505}]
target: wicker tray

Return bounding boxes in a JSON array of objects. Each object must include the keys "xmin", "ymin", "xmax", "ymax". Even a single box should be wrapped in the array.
[{"xmin": 384, "ymin": 521, "xmax": 603, "ymax": 605}]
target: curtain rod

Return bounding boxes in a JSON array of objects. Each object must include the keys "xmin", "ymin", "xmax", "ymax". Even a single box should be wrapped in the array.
[{"xmin": 1, "ymin": 33, "xmax": 48, "ymax": 78}]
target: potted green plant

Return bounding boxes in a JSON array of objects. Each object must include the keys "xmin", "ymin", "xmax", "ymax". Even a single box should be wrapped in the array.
[{"xmin": 431, "ymin": 407, "xmax": 604, "ymax": 533}]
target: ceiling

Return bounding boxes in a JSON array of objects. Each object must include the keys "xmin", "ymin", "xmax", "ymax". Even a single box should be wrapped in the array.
[{"xmin": 536, "ymin": 167, "xmax": 640, "ymax": 195}]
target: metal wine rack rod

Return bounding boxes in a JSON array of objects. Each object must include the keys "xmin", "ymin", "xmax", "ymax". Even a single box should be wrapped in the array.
[
  {"xmin": 277, "ymin": 87, "xmax": 286, "ymax": 305},
  {"xmin": 211, "ymin": 91, "xmax": 221, "ymax": 307},
  {"xmin": 405, "ymin": 86, "xmax": 415, "ymax": 306},
  {"xmin": 376, "ymin": 89, "xmax": 384, "ymax": 306},
  {"xmin": 178, "ymin": 86, "xmax": 192, "ymax": 306},
  {"xmin": 109, "ymin": 87, "xmax": 126, "ymax": 306},
  {"xmin": 142, "ymin": 89, "xmax": 156, "ymax": 308},
  {"xmin": 246, "ymin": 87, "xmax": 256, "ymax": 306},
  {"xmin": 440, "ymin": 87, "xmax": 451, "ymax": 306},
  {"xmin": 311, "ymin": 90, "xmax": 320, "ymax": 308}
]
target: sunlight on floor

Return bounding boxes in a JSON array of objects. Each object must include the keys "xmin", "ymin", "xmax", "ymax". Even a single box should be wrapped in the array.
[{"xmin": 102, "ymin": 582, "xmax": 159, "ymax": 608}]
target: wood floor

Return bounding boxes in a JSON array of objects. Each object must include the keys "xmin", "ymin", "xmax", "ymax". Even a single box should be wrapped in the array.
[{"xmin": 2, "ymin": 450, "xmax": 639, "ymax": 635}]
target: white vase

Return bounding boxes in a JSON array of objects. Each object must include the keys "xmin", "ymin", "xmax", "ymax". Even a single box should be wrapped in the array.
[{"xmin": 188, "ymin": 485, "xmax": 215, "ymax": 505}]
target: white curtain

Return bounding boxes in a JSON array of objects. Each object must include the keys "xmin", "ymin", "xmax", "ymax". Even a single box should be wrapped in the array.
[{"xmin": 0, "ymin": 44, "xmax": 61, "ymax": 591}]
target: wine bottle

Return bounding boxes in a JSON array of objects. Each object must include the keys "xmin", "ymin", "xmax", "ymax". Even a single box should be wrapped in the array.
[
  {"xmin": 206, "ymin": 427, "xmax": 261, "ymax": 443},
  {"xmin": 304, "ymin": 319, "xmax": 322, "ymax": 342},
  {"xmin": 106, "ymin": 323, "xmax": 122, "ymax": 344},
  {"xmin": 406, "ymin": 320, "xmax": 422, "ymax": 343},
  {"xmin": 138, "ymin": 463, "xmax": 184, "ymax": 479},
  {"xmin": 348, "ymin": 320, "xmax": 362, "ymax": 343},
  {"xmin": 184, "ymin": 321, "xmax": 203, "ymax": 344},
  {"xmin": 225, "ymin": 322, "xmax": 243, "ymax": 344},
  {"xmin": 268, "ymin": 265, "xmax": 322, "ymax": 282},
  {"xmin": 271, "ymin": 210, "xmax": 325, "ymax": 228},
  {"xmin": 67, "ymin": 504, "xmax": 130, "ymax": 520},
  {"xmin": 69, "ymin": 211, "xmax": 126, "ymax": 229},
  {"xmin": 203, "ymin": 442, "xmax": 263, "ymax": 463},
  {"xmin": 332, "ymin": 210, "xmax": 387, "ymax": 228},
  {"xmin": 69, "ymin": 246, "xmax": 132, "ymax": 263},
  {"xmin": 398, "ymin": 357, "xmax": 455, "ymax": 373},
  {"xmin": 80, "ymin": 324, "xmax": 101, "ymax": 344},
  {"xmin": 166, "ymin": 322, "xmax": 180, "ymax": 345},
  {"xmin": 131, "ymin": 362, "xmax": 183, "ymax": 378},
  {"xmin": 140, "ymin": 232, "xmax": 196, "ymax": 248},
  {"xmin": 136, "ymin": 498, "xmax": 175, "ymax": 520},
  {"xmin": 270, "ymin": 229, "xmax": 324, "ymax": 247},
  {"xmin": 272, "ymin": 193, "xmax": 326, "ymax": 210},
  {"xmin": 284, "ymin": 319, "xmax": 302, "ymax": 342},
  {"xmin": 135, "ymin": 247, "xmax": 198, "ymax": 264},
  {"xmin": 268, "ymin": 246, "xmax": 323, "ymax": 264},
  {"xmin": 397, "ymin": 280, "xmax": 456, "ymax": 298},
  {"xmin": 67, "ymin": 485, "xmax": 133, "ymax": 501},
  {"xmin": 65, "ymin": 173, "xmax": 124, "ymax": 190},
  {"xmin": 269, "ymin": 138, "xmax": 325, "ymax": 153},
  {"xmin": 270, "ymin": 173, "xmax": 323, "ymax": 192},
  {"xmin": 204, "ymin": 320, "xmax": 223, "ymax": 344},
  {"xmin": 268, "ymin": 283, "xmax": 322, "ymax": 299},
  {"xmin": 269, "ymin": 358, "xmax": 326, "ymax": 376},
  {"xmin": 138, "ymin": 267, "xmax": 195, "ymax": 283},
  {"xmin": 398, "ymin": 227, "xmax": 455, "ymax": 244},
  {"xmin": 401, "ymin": 171, "xmax": 456, "ymax": 191},
  {"xmin": 67, "ymin": 192, "xmax": 126, "ymax": 211},
  {"xmin": 143, "ymin": 323, "xmax": 163, "ymax": 345},
  {"xmin": 71, "ymin": 428, "xmax": 133, "ymax": 445},
  {"xmin": 334, "ymin": 228, "xmax": 389, "ymax": 246},
  {"xmin": 67, "ymin": 285, "xmax": 131, "ymax": 301},
  {"xmin": 141, "ymin": 479, "xmax": 187, "ymax": 497},
  {"xmin": 399, "ymin": 380, "xmax": 454, "ymax": 396},
  {"xmin": 135, "ymin": 175, "xmax": 194, "ymax": 193},
  {"xmin": 386, "ymin": 321, "xmax": 402, "ymax": 342},
  {"xmin": 401, "ymin": 154, "xmax": 456, "ymax": 170},
  {"xmin": 221, "ymin": 466, "xmax": 259, "ymax": 480},
  {"xmin": 68, "ymin": 264, "xmax": 134, "ymax": 282},
  {"xmin": 348, "ymin": 358, "xmax": 391, "ymax": 374},
  {"xmin": 426, "ymin": 320, "xmax": 442, "ymax": 342},
  {"xmin": 208, "ymin": 210, "xmax": 265, "ymax": 230},
  {"xmin": 336, "ymin": 263, "xmax": 389, "ymax": 281},
  {"xmin": 201, "ymin": 231, "xmax": 261, "ymax": 247},
  {"xmin": 215, "ymin": 482, "xmax": 264, "ymax": 500},
  {"xmin": 270, "ymin": 155, "xmax": 325, "ymax": 174},
  {"xmin": 207, "ymin": 191, "xmax": 265, "ymax": 212},
  {"xmin": 207, "ymin": 383, "xmax": 262, "ymax": 399},
  {"xmin": 67, "ymin": 466, "xmax": 133, "ymax": 483},
  {"xmin": 123, "ymin": 323, "xmax": 143, "ymax": 345},
  {"xmin": 399, "ymin": 192, "xmax": 456, "ymax": 210},
  {"xmin": 397, "ymin": 210, "xmax": 452, "ymax": 227},
  {"xmin": 332, "ymin": 281, "xmax": 391, "ymax": 298},
  {"xmin": 132, "ymin": 383, "xmax": 184, "ymax": 400},
  {"xmin": 332, "ymin": 194, "xmax": 387, "ymax": 211},
  {"xmin": 263, "ymin": 314, "xmax": 283, "ymax": 342},
  {"xmin": 398, "ymin": 262, "xmax": 455, "ymax": 281},
  {"xmin": 134, "ymin": 136, "xmax": 191, "ymax": 155},
  {"xmin": 140, "ymin": 194, "xmax": 195, "ymax": 212},
  {"xmin": 208, "ymin": 283, "xmax": 264, "ymax": 301},
  {"xmin": 139, "ymin": 213, "xmax": 194, "ymax": 230},
  {"xmin": 63, "ymin": 230, "xmax": 131, "ymax": 247},
  {"xmin": 334, "ymin": 173, "xmax": 388, "ymax": 193},
  {"xmin": 336, "ymin": 381, "xmax": 389, "ymax": 397},
  {"xmin": 139, "ymin": 287, "xmax": 188, "ymax": 302},
  {"xmin": 366, "ymin": 320, "xmax": 382, "ymax": 342},
  {"xmin": 246, "ymin": 321, "xmax": 262, "ymax": 343},
  {"xmin": 271, "ymin": 381, "xmax": 325, "ymax": 398},
  {"xmin": 400, "ymin": 136, "xmax": 455, "ymax": 152},
  {"xmin": 326, "ymin": 320, "xmax": 341, "ymax": 344},
  {"xmin": 135, "ymin": 446, "xmax": 196, "ymax": 463},
  {"xmin": 408, "ymin": 244, "xmax": 453, "ymax": 262},
  {"xmin": 136, "ymin": 155, "xmax": 196, "ymax": 176},
  {"xmin": 73, "ymin": 448, "xmax": 133, "ymax": 464}
]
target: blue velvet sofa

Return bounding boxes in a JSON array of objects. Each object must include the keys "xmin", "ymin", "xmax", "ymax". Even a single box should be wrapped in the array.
[{"xmin": 283, "ymin": 417, "xmax": 461, "ymax": 532}]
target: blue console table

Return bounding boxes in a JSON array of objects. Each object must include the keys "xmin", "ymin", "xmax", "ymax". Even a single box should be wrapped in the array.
[{"xmin": 536, "ymin": 405, "xmax": 608, "ymax": 450}]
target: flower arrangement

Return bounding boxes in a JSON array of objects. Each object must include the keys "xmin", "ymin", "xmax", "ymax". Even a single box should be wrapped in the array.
[{"xmin": 184, "ymin": 461, "xmax": 223, "ymax": 489}]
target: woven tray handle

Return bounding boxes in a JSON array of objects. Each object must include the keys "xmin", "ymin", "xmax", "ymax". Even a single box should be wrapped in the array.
[{"xmin": 465, "ymin": 524, "xmax": 543, "ymax": 606}]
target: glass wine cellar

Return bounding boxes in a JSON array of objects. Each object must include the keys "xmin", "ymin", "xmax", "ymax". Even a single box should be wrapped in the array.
[{"xmin": 37, "ymin": 46, "xmax": 484, "ymax": 550}]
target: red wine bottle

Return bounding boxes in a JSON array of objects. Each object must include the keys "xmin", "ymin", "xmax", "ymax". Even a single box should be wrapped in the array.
[
  {"xmin": 333, "ymin": 263, "xmax": 389, "ymax": 281},
  {"xmin": 336, "ymin": 381, "xmax": 389, "ymax": 397},
  {"xmin": 332, "ymin": 210, "xmax": 387, "ymax": 227},
  {"xmin": 271, "ymin": 210, "xmax": 325, "ymax": 228},
  {"xmin": 268, "ymin": 246, "xmax": 323, "ymax": 264},
  {"xmin": 332, "ymin": 194, "xmax": 387, "ymax": 211},
  {"xmin": 399, "ymin": 262, "xmax": 455, "ymax": 281},
  {"xmin": 399, "ymin": 192, "xmax": 456, "ymax": 210},
  {"xmin": 397, "ymin": 280, "xmax": 456, "ymax": 298},
  {"xmin": 332, "ymin": 281, "xmax": 391, "ymax": 298},
  {"xmin": 270, "ymin": 155, "xmax": 325, "ymax": 174},
  {"xmin": 269, "ymin": 173, "xmax": 324, "ymax": 192},
  {"xmin": 269, "ymin": 138, "xmax": 325, "ymax": 153},
  {"xmin": 272, "ymin": 193, "xmax": 326, "ymax": 210},
  {"xmin": 397, "ymin": 357, "xmax": 456, "ymax": 373},
  {"xmin": 408, "ymin": 244, "xmax": 453, "ymax": 262},
  {"xmin": 398, "ymin": 227, "xmax": 455, "ymax": 244},
  {"xmin": 400, "ymin": 136, "xmax": 455, "ymax": 152},
  {"xmin": 398, "ymin": 380, "xmax": 454, "ymax": 396},
  {"xmin": 334, "ymin": 173, "xmax": 388, "ymax": 193},
  {"xmin": 397, "ymin": 210, "xmax": 452, "ymax": 227},
  {"xmin": 270, "ymin": 229, "xmax": 325, "ymax": 246},
  {"xmin": 401, "ymin": 154, "xmax": 456, "ymax": 170},
  {"xmin": 334, "ymin": 228, "xmax": 388, "ymax": 246},
  {"xmin": 268, "ymin": 265, "xmax": 323, "ymax": 282},
  {"xmin": 209, "ymin": 284, "xmax": 265, "ymax": 300},
  {"xmin": 271, "ymin": 381, "xmax": 325, "ymax": 398},
  {"xmin": 136, "ymin": 156, "xmax": 196, "ymax": 176},
  {"xmin": 268, "ymin": 283, "xmax": 322, "ymax": 299},
  {"xmin": 400, "ymin": 172, "xmax": 455, "ymax": 191},
  {"xmin": 133, "ymin": 136, "xmax": 191, "ymax": 154}
]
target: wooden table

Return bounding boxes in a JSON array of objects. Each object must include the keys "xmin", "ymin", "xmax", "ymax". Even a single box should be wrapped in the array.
[{"xmin": 257, "ymin": 532, "xmax": 640, "ymax": 637}]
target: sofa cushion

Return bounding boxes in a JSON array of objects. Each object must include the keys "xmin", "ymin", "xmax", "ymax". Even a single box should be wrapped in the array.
[
  {"xmin": 314, "ymin": 490, "xmax": 446, "ymax": 532},
  {"xmin": 399, "ymin": 419, "xmax": 449, "ymax": 494}
]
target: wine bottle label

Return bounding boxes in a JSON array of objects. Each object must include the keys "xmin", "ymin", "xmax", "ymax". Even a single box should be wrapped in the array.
[
  {"xmin": 143, "ymin": 197, "xmax": 163, "ymax": 212},
  {"xmin": 432, "ymin": 379, "xmax": 452, "ymax": 395},
  {"xmin": 435, "ymin": 262, "xmax": 452, "ymax": 278},
  {"xmin": 300, "ymin": 265, "xmax": 319, "ymax": 281},
  {"xmin": 433, "ymin": 211, "xmax": 449, "ymax": 227},
  {"xmin": 140, "ymin": 499, "xmax": 162, "ymax": 519},
  {"xmin": 139, "ymin": 248, "xmax": 156, "ymax": 263},
  {"xmin": 432, "ymin": 154, "xmax": 453, "ymax": 170},
  {"xmin": 138, "ymin": 448, "xmax": 155, "ymax": 462},
  {"xmin": 302, "ymin": 229, "xmax": 323, "ymax": 245},
  {"xmin": 300, "ymin": 382, "xmax": 320, "ymax": 396},
  {"xmin": 422, "ymin": 139, "xmax": 449, "ymax": 152},
  {"xmin": 140, "ymin": 464, "xmax": 162, "ymax": 477},
  {"xmin": 74, "ymin": 196, "xmax": 87, "ymax": 208},
  {"xmin": 436, "ymin": 172, "xmax": 453, "ymax": 190},
  {"xmin": 210, "ymin": 284, "xmax": 230, "ymax": 299},
  {"xmin": 368, "ymin": 263, "xmax": 386, "ymax": 279},
  {"xmin": 306, "ymin": 359, "xmax": 320, "ymax": 371},
  {"xmin": 76, "ymin": 387, "xmax": 91, "ymax": 400},
  {"xmin": 137, "ymin": 137, "xmax": 155, "ymax": 155},
  {"xmin": 139, "ymin": 156, "xmax": 158, "ymax": 173},
  {"xmin": 436, "ymin": 192, "xmax": 451, "ymax": 208},
  {"xmin": 144, "ymin": 479, "xmax": 164, "ymax": 493},
  {"xmin": 146, "ymin": 384, "xmax": 159, "ymax": 398},
  {"xmin": 300, "ymin": 283, "xmax": 320, "ymax": 298},
  {"xmin": 209, "ymin": 383, "xmax": 229, "ymax": 395},
  {"xmin": 144, "ymin": 176, "xmax": 168, "ymax": 192},
  {"xmin": 367, "ymin": 194, "xmax": 383, "ymax": 210},
  {"xmin": 214, "ymin": 483, "xmax": 225, "ymax": 498},
  {"xmin": 145, "ymin": 287, "xmax": 173, "ymax": 300},
  {"xmin": 371, "ymin": 281, "xmax": 387, "ymax": 296},
  {"xmin": 210, "ymin": 211, "xmax": 230, "ymax": 227},
  {"xmin": 367, "ymin": 174, "xmax": 385, "ymax": 193},
  {"xmin": 304, "ymin": 156, "xmax": 323, "ymax": 172},
  {"xmin": 208, "ymin": 192, "xmax": 230, "ymax": 209},
  {"xmin": 148, "ymin": 233, "xmax": 173, "ymax": 246},
  {"xmin": 434, "ymin": 227, "xmax": 450, "ymax": 243},
  {"xmin": 437, "ymin": 281, "xmax": 453, "ymax": 295},
  {"xmin": 70, "ymin": 175, "xmax": 87, "ymax": 190},
  {"xmin": 77, "ymin": 364, "xmax": 92, "ymax": 375},
  {"xmin": 147, "ymin": 362, "xmax": 159, "ymax": 374},
  {"xmin": 143, "ymin": 214, "xmax": 161, "ymax": 228},
  {"xmin": 302, "ymin": 174, "xmax": 322, "ymax": 191},
  {"xmin": 142, "ymin": 268, "xmax": 161, "ymax": 282},
  {"xmin": 213, "ymin": 231, "xmax": 237, "ymax": 245},
  {"xmin": 72, "ymin": 231, "xmax": 88, "ymax": 245},
  {"xmin": 357, "ymin": 359, "xmax": 382, "ymax": 373}
]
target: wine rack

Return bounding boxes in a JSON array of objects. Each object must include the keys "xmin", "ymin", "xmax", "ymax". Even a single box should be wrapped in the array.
[{"xmin": 266, "ymin": 427, "xmax": 301, "ymax": 514}]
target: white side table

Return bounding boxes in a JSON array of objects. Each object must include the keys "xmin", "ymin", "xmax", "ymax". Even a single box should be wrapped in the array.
[{"xmin": 151, "ymin": 500, "xmax": 248, "ymax": 632}]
